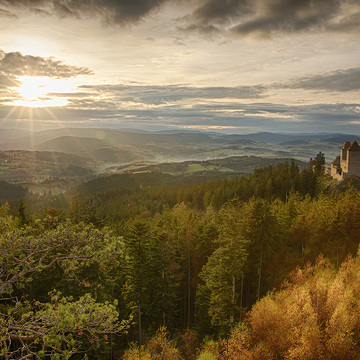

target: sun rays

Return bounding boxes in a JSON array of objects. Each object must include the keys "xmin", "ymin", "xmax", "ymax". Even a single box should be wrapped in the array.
[
  {"xmin": 0, "ymin": 75, "xmax": 78, "ymax": 134},
  {"xmin": 11, "ymin": 75, "xmax": 74, "ymax": 108}
]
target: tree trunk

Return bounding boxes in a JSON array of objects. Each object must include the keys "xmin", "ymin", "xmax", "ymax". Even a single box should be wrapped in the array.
[
  {"xmin": 162, "ymin": 270, "xmax": 166, "ymax": 326},
  {"xmin": 187, "ymin": 251, "xmax": 191, "ymax": 327},
  {"xmin": 240, "ymin": 273, "xmax": 244, "ymax": 321},
  {"xmin": 257, "ymin": 249, "xmax": 263, "ymax": 301},
  {"xmin": 138, "ymin": 302, "xmax": 142, "ymax": 346},
  {"xmin": 230, "ymin": 274, "xmax": 235, "ymax": 323}
]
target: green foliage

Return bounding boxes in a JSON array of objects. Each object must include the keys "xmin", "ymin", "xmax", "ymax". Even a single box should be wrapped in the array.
[
  {"xmin": 149, "ymin": 160, "xmax": 318, "ymax": 209},
  {"xmin": 0, "ymin": 180, "xmax": 26, "ymax": 206},
  {"xmin": 196, "ymin": 351, "xmax": 217, "ymax": 360},
  {"xmin": 0, "ymin": 202, "xmax": 14, "ymax": 234},
  {"xmin": 16, "ymin": 198, "xmax": 28, "ymax": 227},
  {"xmin": 243, "ymin": 198, "xmax": 282, "ymax": 301},
  {"xmin": 0, "ymin": 150, "xmax": 94, "ymax": 183},
  {"xmin": 158, "ymin": 203, "xmax": 220, "ymax": 329},
  {"xmin": 122, "ymin": 217, "xmax": 180, "ymax": 342},
  {"xmin": 68, "ymin": 160, "xmax": 318, "ymax": 228},
  {"xmin": 2, "ymin": 292, "xmax": 120, "ymax": 359},
  {"xmin": 290, "ymin": 191, "xmax": 360, "ymax": 265},
  {"xmin": 200, "ymin": 199, "xmax": 248, "ymax": 331},
  {"xmin": 314, "ymin": 151, "xmax": 325, "ymax": 175},
  {"xmin": 0, "ymin": 217, "xmax": 126, "ymax": 359}
]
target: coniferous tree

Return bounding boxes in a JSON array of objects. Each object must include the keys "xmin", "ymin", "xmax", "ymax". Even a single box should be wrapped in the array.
[
  {"xmin": 243, "ymin": 199, "xmax": 281, "ymax": 302},
  {"xmin": 122, "ymin": 219, "xmax": 152, "ymax": 345},
  {"xmin": 199, "ymin": 199, "xmax": 248, "ymax": 332}
]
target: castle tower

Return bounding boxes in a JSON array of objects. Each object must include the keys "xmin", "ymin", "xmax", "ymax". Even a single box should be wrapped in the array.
[
  {"xmin": 331, "ymin": 140, "xmax": 360, "ymax": 180},
  {"xmin": 341, "ymin": 141, "xmax": 351, "ymax": 160},
  {"xmin": 345, "ymin": 140, "xmax": 360, "ymax": 176}
]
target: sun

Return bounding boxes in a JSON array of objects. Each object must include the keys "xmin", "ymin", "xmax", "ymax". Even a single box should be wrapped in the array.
[{"xmin": 11, "ymin": 75, "xmax": 74, "ymax": 107}]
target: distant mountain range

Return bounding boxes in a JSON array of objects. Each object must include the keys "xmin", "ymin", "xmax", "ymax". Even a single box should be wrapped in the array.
[
  {"xmin": 0, "ymin": 127, "xmax": 353, "ymax": 161},
  {"xmin": 0, "ymin": 127, "xmax": 355, "ymax": 195},
  {"xmin": 0, "ymin": 129, "xmax": 31, "ymax": 143}
]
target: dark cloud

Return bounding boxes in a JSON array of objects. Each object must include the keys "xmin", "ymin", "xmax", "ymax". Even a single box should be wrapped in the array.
[
  {"xmin": 0, "ymin": 0, "xmax": 169, "ymax": 24},
  {"xmin": 2, "ymin": 0, "xmax": 359, "ymax": 36},
  {"xmin": 66, "ymin": 97, "xmax": 118, "ymax": 110},
  {"xmin": 81, "ymin": 84, "xmax": 266, "ymax": 105},
  {"xmin": 231, "ymin": 0, "xmax": 345, "ymax": 36},
  {"xmin": 178, "ymin": 22, "xmax": 221, "ymax": 38},
  {"xmin": 1, "ymin": 100, "xmax": 359, "ymax": 135},
  {"xmin": 0, "ymin": 50, "xmax": 93, "ymax": 78},
  {"xmin": 47, "ymin": 91, "xmax": 93, "ymax": 98},
  {"xmin": 172, "ymin": 37, "xmax": 186, "ymax": 46},
  {"xmin": 186, "ymin": 0, "xmax": 360, "ymax": 37},
  {"xmin": 327, "ymin": 11, "xmax": 360, "ymax": 33},
  {"xmin": 291, "ymin": 67, "xmax": 360, "ymax": 92},
  {"xmin": 178, "ymin": 0, "xmax": 251, "ymax": 37},
  {"xmin": 0, "ymin": 0, "xmax": 46, "ymax": 7},
  {"xmin": 193, "ymin": 0, "xmax": 252, "ymax": 23}
]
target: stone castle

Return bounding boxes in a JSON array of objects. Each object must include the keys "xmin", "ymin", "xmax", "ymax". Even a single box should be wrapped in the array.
[{"xmin": 331, "ymin": 140, "xmax": 360, "ymax": 181}]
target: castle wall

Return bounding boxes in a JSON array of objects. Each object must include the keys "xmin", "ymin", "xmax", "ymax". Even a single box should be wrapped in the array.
[
  {"xmin": 331, "ymin": 141, "xmax": 360, "ymax": 181},
  {"xmin": 347, "ymin": 150, "xmax": 360, "ymax": 175},
  {"xmin": 340, "ymin": 157, "xmax": 348, "ymax": 173},
  {"xmin": 341, "ymin": 148, "xmax": 347, "ymax": 161},
  {"xmin": 331, "ymin": 166, "xmax": 343, "ymax": 181}
]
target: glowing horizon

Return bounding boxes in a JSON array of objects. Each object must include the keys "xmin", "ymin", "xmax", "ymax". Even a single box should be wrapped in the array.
[{"xmin": 10, "ymin": 76, "xmax": 75, "ymax": 108}]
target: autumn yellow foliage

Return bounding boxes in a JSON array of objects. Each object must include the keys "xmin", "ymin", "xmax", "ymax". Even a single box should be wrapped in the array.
[{"xmin": 199, "ymin": 251, "xmax": 360, "ymax": 360}]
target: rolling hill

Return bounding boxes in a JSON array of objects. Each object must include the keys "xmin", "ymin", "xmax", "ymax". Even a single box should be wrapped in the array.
[
  {"xmin": 36, "ymin": 136, "xmax": 109, "ymax": 153},
  {"xmin": 0, "ymin": 150, "xmax": 96, "ymax": 183},
  {"xmin": 0, "ymin": 127, "xmax": 355, "ymax": 191},
  {"xmin": 0, "ymin": 129, "xmax": 31, "ymax": 143},
  {"xmin": 114, "ymin": 156, "xmax": 306, "ymax": 177}
]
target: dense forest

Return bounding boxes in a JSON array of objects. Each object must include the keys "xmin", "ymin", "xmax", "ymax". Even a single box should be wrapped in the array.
[{"xmin": 2, "ymin": 159, "xmax": 360, "ymax": 359}]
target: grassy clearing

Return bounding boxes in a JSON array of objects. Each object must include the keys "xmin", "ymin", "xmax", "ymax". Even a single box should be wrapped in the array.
[{"xmin": 185, "ymin": 164, "xmax": 211, "ymax": 173}]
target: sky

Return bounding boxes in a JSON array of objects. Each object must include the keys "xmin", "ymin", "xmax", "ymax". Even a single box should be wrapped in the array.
[{"xmin": 0, "ymin": 0, "xmax": 360, "ymax": 134}]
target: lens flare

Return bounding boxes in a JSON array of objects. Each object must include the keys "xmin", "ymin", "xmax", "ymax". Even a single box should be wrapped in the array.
[{"xmin": 11, "ymin": 76, "xmax": 74, "ymax": 107}]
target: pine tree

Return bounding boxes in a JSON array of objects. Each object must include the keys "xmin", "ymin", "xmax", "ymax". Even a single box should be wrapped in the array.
[{"xmin": 200, "ymin": 199, "xmax": 248, "ymax": 331}]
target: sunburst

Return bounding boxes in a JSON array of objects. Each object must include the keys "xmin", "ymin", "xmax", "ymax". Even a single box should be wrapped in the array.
[{"xmin": 11, "ymin": 75, "xmax": 74, "ymax": 108}]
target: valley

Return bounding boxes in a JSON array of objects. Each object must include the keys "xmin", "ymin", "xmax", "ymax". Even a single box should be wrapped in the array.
[{"xmin": 0, "ymin": 127, "xmax": 350, "ymax": 195}]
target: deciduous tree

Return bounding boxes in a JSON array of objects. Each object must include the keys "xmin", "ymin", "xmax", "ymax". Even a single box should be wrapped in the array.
[{"xmin": 0, "ymin": 215, "xmax": 126, "ymax": 359}]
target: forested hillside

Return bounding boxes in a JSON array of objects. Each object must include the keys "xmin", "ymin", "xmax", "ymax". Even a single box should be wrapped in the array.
[{"xmin": 1, "ymin": 160, "xmax": 360, "ymax": 359}]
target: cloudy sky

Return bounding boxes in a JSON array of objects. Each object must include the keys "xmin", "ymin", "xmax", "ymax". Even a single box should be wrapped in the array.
[{"xmin": 0, "ymin": 0, "xmax": 360, "ymax": 134}]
